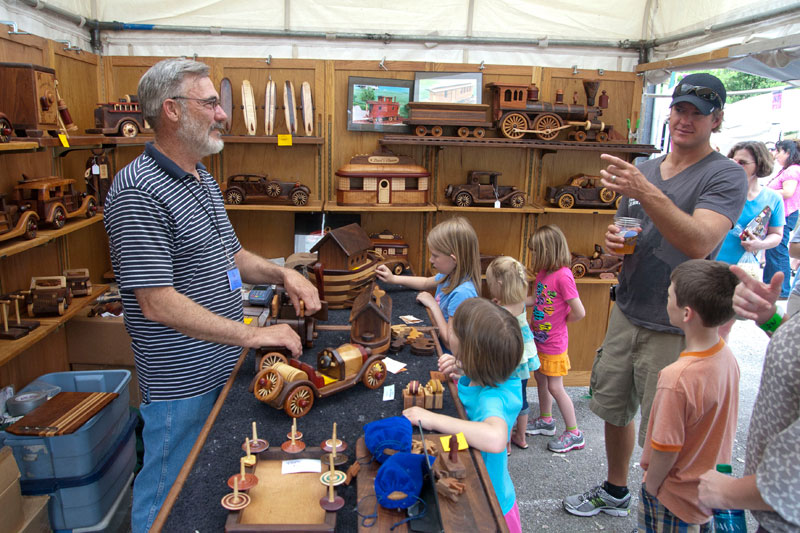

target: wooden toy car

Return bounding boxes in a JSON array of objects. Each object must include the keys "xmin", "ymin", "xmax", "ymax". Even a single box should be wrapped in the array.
[
  {"xmin": 25, "ymin": 276, "xmax": 72, "ymax": 316},
  {"xmin": 13, "ymin": 176, "xmax": 98, "ymax": 229},
  {"xmin": 251, "ymin": 344, "xmax": 387, "ymax": 418},
  {"xmin": 223, "ymin": 174, "xmax": 310, "ymax": 206},
  {"xmin": 64, "ymin": 268, "xmax": 92, "ymax": 297},
  {"xmin": 369, "ymin": 230, "xmax": 411, "ymax": 276},
  {"xmin": 0, "ymin": 193, "xmax": 38, "ymax": 243},
  {"xmin": 85, "ymin": 96, "xmax": 151, "ymax": 137},
  {"xmin": 444, "ymin": 171, "xmax": 526, "ymax": 208},
  {"xmin": 570, "ymin": 244, "xmax": 623, "ymax": 279},
  {"xmin": 546, "ymin": 175, "xmax": 621, "ymax": 210}
]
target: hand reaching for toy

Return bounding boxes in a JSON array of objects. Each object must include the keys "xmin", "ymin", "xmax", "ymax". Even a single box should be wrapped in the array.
[
  {"xmin": 403, "ymin": 406, "xmax": 436, "ymax": 430},
  {"xmin": 438, "ymin": 353, "xmax": 461, "ymax": 380},
  {"xmin": 375, "ymin": 264, "xmax": 394, "ymax": 284},
  {"xmin": 416, "ymin": 291, "xmax": 435, "ymax": 308}
]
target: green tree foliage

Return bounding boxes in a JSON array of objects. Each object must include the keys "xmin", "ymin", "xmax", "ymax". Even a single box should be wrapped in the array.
[{"xmin": 682, "ymin": 69, "xmax": 783, "ymax": 104}]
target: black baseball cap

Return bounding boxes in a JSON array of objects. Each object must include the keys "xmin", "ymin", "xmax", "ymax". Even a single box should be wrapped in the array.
[{"xmin": 670, "ymin": 73, "xmax": 726, "ymax": 115}]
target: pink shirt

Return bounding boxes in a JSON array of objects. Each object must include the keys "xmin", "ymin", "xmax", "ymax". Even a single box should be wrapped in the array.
[
  {"xmin": 530, "ymin": 267, "xmax": 579, "ymax": 355},
  {"xmin": 768, "ymin": 164, "xmax": 800, "ymax": 215}
]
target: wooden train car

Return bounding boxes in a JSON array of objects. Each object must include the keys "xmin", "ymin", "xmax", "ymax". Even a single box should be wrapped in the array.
[
  {"xmin": 405, "ymin": 102, "xmax": 492, "ymax": 138},
  {"xmin": 487, "ymin": 80, "xmax": 611, "ymax": 141},
  {"xmin": 85, "ymin": 96, "xmax": 152, "ymax": 137},
  {"xmin": 336, "ymin": 149, "xmax": 429, "ymax": 207}
]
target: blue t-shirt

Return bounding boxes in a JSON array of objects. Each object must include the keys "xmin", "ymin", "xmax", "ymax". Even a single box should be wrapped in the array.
[
  {"xmin": 716, "ymin": 188, "xmax": 785, "ymax": 264},
  {"xmin": 511, "ymin": 310, "xmax": 540, "ymax": 379},
  {"xmin": 457, "ymin": 375, "xmax": 522, "ymax": 514},
  {"xmin": 434, "ymin": 273, "xmax": 478, "ymax": 321}
]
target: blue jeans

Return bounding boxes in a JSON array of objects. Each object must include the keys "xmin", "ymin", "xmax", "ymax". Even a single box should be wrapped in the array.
[
  {"xmin": 764, "ymin": 210, "xmax": 798, "ymax": 297},
  {"xmin": 132, "ymin": 387, "xmax": 221, "ymax": 533}
]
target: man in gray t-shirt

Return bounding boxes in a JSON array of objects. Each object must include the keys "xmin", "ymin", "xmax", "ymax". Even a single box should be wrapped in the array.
[{"xmin": 564, "ymin": 73, "xmax": 747, "ymax": 519}]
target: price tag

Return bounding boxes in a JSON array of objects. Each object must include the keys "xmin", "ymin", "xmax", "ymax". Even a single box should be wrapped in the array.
[
  {"xmin": 58, "ymin": 134, "xmax": 70, "ymax": 147},
  {"xmin": 99, "ymin": 164, "xmax": 109, "ymax": 179},
  {"xmin": 91, "ymin": 164, "xmax": 100, "ymax": 175},
  {"xmin": 382, "ymin": 384, "xmax": 395, "ymax": 402},
  {"xmin": 277, "ymin": 134, "xmax": 293, "ymax": 146},
  {"xmin": 494, "ymin": 200, "xmax": 501, "ymax": 208}
]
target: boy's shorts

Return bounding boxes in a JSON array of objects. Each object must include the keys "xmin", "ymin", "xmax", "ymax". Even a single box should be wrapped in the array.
[
  {"xmin": 537, "ymin": 351, "xmax": 570, "ymax": 377},
  {"xmin": 589, "ymin": 305, "xmax": 684, "ymax": 446},
  {"xmin": 638, "ymin": 485, "xmax": 711, "ymax": 533}
]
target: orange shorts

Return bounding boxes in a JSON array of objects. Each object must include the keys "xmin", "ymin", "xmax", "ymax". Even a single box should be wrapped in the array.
[{"xmin": 537, "ymin": 351, "xmax": 571, "ymax": 377}]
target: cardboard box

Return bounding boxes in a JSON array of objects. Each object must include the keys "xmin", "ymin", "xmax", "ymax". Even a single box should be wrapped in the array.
[
  {"xmin": 1, "ymin": 447, "xmax": 24, "ymax": 532},
  {"xmin": 17, "ymin": 495, "xmax": 50, "ymax": 533}
]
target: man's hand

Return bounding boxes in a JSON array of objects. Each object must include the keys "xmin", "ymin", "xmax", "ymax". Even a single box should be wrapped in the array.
[
  {"xmin": 697, "ymin": 470, "xmax": 734, "ymax": 515},
  {"xmin": 599, "ymin": 153, "xmax": 656, "ymax": 201},
  {"xmin": 730, "ymin": 265, "xmax": 782, "ymax": 324},
  {"xmin": 250, "ymin": 323, "xmax": 303, "ymax": 356},
  {"xmin": 604, "ymin": 223, "xmax": 630, "ymax": 256},
  {"xmin": 283, "ymin": 268, "xmax": 321, "ymax": 317}
]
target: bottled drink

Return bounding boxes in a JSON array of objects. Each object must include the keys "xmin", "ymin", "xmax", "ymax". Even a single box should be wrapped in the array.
[{"xmin": 712, "ymin": 464, "xmax": 747, "ymax": 532}]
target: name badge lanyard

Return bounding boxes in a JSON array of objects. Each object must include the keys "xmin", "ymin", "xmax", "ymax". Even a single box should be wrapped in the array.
[{"xmin": 179, "ymin": 175, "xmax": 242, "ymax": 290}]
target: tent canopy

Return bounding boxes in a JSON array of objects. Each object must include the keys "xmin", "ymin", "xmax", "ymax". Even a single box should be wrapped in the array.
[{"xmin": 2, "ymin": 0, "xmax": 799, "ymax": 78}]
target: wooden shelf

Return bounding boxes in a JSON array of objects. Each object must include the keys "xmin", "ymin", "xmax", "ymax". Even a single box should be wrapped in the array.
[
  {"xmin": 436, "ymin": 202, "xmax": 544, "ymax": 214},
  {"xmin": 36, "ymin": 134, "xmax": 153, "ymax": 148},
  {"xmin": 225, "ymin": 200, "xmax": 323, "ymax": 212},
  {"xmin": 221, "ymin": 135, "xmax": 323, "ymax": 145},
  {"xmin": 0, "ymin": 284, "xmax": 109, "ymax": 367},
  {"xmin": 0, "ymin": 215, "xmax": 104, "ymax": 260},
  {"xmin": 0, "ymin": 141, "xmax": 40, "ymax": 153},
  {"xmin": 575, "ymin": 277, "xmax": 618, "ymax": 284},
  {"xmin": 542, "ymin": 207, "xmax": 617, "ymax": 215},
  {"xmin": 323, "ymin": 201, "xmax": 437, "ymax": 212}
]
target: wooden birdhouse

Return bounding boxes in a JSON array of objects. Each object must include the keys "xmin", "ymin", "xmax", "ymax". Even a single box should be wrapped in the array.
[
  {"xmin": 310, "ymin": 223, "xmax": 372, "ymax": 272},
  {"xmin": 335, "ymin": 148, "xmax": 430, "ymax": 206},
  {"xmin": 349, "ymin": 283, "xmax": 392, "ymax": 354}
]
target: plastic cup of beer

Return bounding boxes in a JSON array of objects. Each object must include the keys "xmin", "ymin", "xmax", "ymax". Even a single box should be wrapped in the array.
[{"xmin": 614, "ymin": 216, "xmax": 642, "ymax": 255}]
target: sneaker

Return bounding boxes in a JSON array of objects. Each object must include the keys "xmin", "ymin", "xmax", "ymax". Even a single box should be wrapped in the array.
[
  {"xmin": 525, "ymin": 417, "xmax": 556, "ymax": 436},
  {"xmin": 548, "ymin": 430, "xmax": 585, "ymax": 453},
  {"xmin": 563, "ymin": 484, "xmax": 632, "ymax": 517}
]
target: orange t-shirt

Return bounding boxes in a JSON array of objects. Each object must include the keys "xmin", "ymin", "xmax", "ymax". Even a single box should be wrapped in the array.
[{"xmin": 640, "ymin": 339, "xmax": 740, "ymax": 524}]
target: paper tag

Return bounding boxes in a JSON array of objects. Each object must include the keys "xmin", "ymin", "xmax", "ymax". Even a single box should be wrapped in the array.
[
  {"xmin": 99, "ymin": 164, "xmax": 109, "ymax": 179},
  {"xmin": 383, "ymin": 384, "xmax": 395, "ymax": 401},
  {"xmin": 277, "ymin": 134, "xmax": 293, "ymax": 146},
  {"xmin": 494, "ymin": 200, "xmax": 501, "ymax": 209},
  {"xmin": 281, "ymin": 458, "xmax": 321, "ymax": 474},
  {"xmin": 382, "ymin": 357, "xmax": 407, "ymax": 374},
  {"xmin": 58, "ymin": 134, "xmax": 70, "ymax": 147},
  {"xmin": 399, "ymin": 315, "xmax": 423, "ymax": 325},
  {"xmin": 91, "ymin": 163, "xmax": 100, "ymax": 175}
]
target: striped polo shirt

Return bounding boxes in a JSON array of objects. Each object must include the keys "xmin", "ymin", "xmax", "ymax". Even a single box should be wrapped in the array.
[{"xmin": 104, "ymin": 143, "xmax": 244, "ymax": 402}]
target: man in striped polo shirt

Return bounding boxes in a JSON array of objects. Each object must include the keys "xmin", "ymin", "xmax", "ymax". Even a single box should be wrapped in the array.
[{"xmin": 104, "ymin": 58, "xmax": 320, "ymax": 533}]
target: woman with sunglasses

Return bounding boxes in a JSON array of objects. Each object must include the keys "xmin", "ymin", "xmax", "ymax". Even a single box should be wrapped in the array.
[
  {"xmin": 715, "ymin": 141, "xmax": 784, "ymax": 338},
  {"xmin": 764, "ymin": 139, "xmax": 800, "ymax": 298}
]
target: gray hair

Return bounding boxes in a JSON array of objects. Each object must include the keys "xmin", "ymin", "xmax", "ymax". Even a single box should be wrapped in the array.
[{"xmin": 137, "ymin": 58, "xmax": 210, "ymax": 131}]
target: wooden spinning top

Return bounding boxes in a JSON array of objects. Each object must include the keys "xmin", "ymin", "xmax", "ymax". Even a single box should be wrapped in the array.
[
  {"xmin": 242, "ymin": 421, "xmax": 269, "ymax": 453},
  {"xmin": 320, "ymin": 422, "xmax": 347, "ymax": 453},
  {"xmin": 228, "ymin": 456, "xmax": 259, "ymax": 491},
  {"xmin": 281, "ymin": 418, "xmax": 306, "ymax": 453},
  {"xmin": 242, "ymin": 438, "xmax": 256, "ymax": 467},
  {"xmin": 221, "ymin": 476, "xmax": 251, "ymax": 511},
  {"xmin": 319, "ymin": 452, "xmax": 344, "ymax": 511}
]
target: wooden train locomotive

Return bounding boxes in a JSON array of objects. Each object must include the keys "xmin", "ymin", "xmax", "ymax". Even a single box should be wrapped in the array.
[
  {"xmin": 251, "ymin": 344, "xmax": 387, "ymax": 418},
  {"xmin": 488, "ymin": 80, "xmax": 610, "ymax": 141}
]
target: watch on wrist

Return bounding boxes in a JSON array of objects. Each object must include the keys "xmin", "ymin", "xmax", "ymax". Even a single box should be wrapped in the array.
[{"xmin": 758, "ymin": 310, "xmax": 784, "ymax": 333}]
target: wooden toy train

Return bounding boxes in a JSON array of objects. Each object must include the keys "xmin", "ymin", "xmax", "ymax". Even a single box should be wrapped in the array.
[{"xmin": 407, "ymin": 80, "xmax": 612, "ymax": 142}]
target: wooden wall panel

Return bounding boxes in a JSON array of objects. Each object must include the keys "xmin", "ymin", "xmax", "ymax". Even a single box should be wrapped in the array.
[
  {"xmin": 227, "ymin": 210, "xmax": 299, "ymax": 260},
  {"xmin": 53, "ymin": 48, "xmax": 100, "ymax": 137},
  {"xmin": 0, "ymin": 152, "xmax": 52, "ymax": 195},
  {"xmin": 65, "ymin": 220, "xmax": 111, "ymax": 284},
  {"xmin": 564, "ymin": 285, "xmax": 612, "ymax": 387},
  {"xmin": 0, "ymin": 32, "xmax": 48, "ymax": 65},
  {"xmin": 0, "ymin": 328, "xmax": 69, "ymax": 391},
  {"xmin": 0, "ymin": 241, "xmax": 62, "ymax": 294},
  {"xmin": 536, "ymin": 210, "xmax": 615, "ymax": 265}
]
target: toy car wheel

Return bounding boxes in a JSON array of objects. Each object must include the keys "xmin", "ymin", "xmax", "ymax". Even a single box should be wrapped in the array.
[
  {"xmin": 457, "ymin": 127, "xmax": 470, "ymax": 138},
  {"xmin": 86, "ymin": 198, "xmax": 97, "ymax": 218},
  {"xmin": 414, "ymin": 126, "xmax": 428, "ymax": 137},
  {"xmin": 0, "ymin": 115, "xmax": 12, "ymax": 142},
  {"xmin": 573, "ymin": 130, "xmax": 587, "ymax": 142},
  {"xmin": 533, "ymin": 113, "xmax": 562, "ymax": 141},
  {"xmin": 500, "ymin": 113, "xmax": 528, "ymax": 140},
  {"xmin": 615, "ymin": 195, "xmax": 622, "ymax": 209},
  {"xmin": 454, "ymin": 191, "xmax": 473, "ymax": 207},
  {"xmin": 57, "ymin": 299, "xmax": 65, "ymax": 316},
  {"xmin": 284, "ymin": 384, "xmax": 314, "ymax": 418},
  {"xmin": 260, "ymin": 351, "xmax": 288, "ymax": 370},
  {"xmin": 473, "ymin": 127, "xmax": 486, "ymax": 138},
  {"xmin": 291, "ymin": 189, "xmax": 309, "ymax": 206},
  {"xmin": 571, "ymin": 262, "xmax": 587, "ymax": 279},
  {"xmin": 23, "ymin": 217, "xmax": 37, "ymax": 240},
  {"xmin": 225, "ymin": 188, "xmax": 244, "ymax": 205},
  {"xmin": 362, "ymin": 360, "xmax": 387, "ymax": 389},
  {"xmin": 393, "ymin": 263, "xmax": 405, "ymax": 276},
  {"xmin": 557, "ymin": 194, "xmax": 575, "ymax": 209},
  {"xmin": 509, "ymin": 193, "xmax": 525, "ymax": 208},
  {"xmin": 253, "ymin": 368, "xmax": 283, "ymax": 403},
  {"xmin": 119, "ymin": 120, "xmax": 139, "ymax": 138},
  {"xmin": 596, "ymin": 131, "xmax": 609, "ymax": 143},
  {"xmin": 599, "ymin": 188, "xmax": 615, "ymax": 204},
  {"xmin": 431, "ymin": 126, "xmax": 444, "ymax": 137},
  {"xmin": 266, "ymin": 181, "xmax": 282, "ymax": 197},
  {"xmin": 51, "ymin": 206, "xmax": 66, "ymax": 229}
]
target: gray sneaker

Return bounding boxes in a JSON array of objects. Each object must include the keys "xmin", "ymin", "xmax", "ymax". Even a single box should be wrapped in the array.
[
  {"xmin": 563, "ymin": 484, "xmax": 632, "ymax": 517},
  {"xmin": 548, "ymin": 430, "xmax": 585, "ymax": 453},
  {"xmin": 525, "ymin": 417, "xmax": 556, "ymax": 436}
]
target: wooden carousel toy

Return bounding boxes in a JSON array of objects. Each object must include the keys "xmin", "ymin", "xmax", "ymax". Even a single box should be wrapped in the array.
[
  {"xmin": 228, "ymin": 456, "xmax": 258, "ymax": 491},
  {"xmin": 221, "ymin": 476, "xmax": 251, "ymax": 511},
  {"xmin": 241, "ymin": 421, "xmax": 269, "ymax": 453},
  {"xmin": 281, "ymin": 418, "xmax": 306, "ymax": 454}
]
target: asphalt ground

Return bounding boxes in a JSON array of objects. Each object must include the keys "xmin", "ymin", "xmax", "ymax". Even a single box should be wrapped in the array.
[{"xmin": 510, "ymin": 308, "xmax": 778, "ymax": 533}]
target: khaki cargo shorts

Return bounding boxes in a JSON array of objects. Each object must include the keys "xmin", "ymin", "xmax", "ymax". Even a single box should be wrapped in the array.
[{"xmin": 589, "ymin": 305, "xmax": 684, "ymax": 446}]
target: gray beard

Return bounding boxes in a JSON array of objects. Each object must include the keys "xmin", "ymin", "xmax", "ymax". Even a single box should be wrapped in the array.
[{"xmin": 177, "ymin": 114, "xmax": 224, "ymax": 157}]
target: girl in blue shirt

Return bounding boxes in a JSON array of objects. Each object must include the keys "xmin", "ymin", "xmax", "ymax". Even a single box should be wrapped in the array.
[
  {"xmin": 404, "ymin": 298, "xmax": 523, "ymax": 533},
  {"xmin": 376, "ymin": 216, "xmax": 480, "ymax": 348}
]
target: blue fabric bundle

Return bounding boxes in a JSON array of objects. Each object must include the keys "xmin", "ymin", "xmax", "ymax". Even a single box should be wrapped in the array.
[
  {"xmin": 364, "ymin": 416, "xmax": 412, "ymax": 464},
  {"xmin": 374, "ymin": 452, "xmax": 434, "ymax": 510}
]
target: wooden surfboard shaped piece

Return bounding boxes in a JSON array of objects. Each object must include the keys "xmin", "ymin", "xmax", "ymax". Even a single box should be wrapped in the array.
[
  {"xmin": 301, "ymin": 81, "xmax": 313, "ymax": 136},
  {"xmin": 284, "ymin": 80, "xmax": 297, "ymax": 135},
  {"xmin": 241, "ymin": 80, "xmax": 257, "ymax": 136},
  {"xmin": 265, "ymin": 79, "xmax": 277, "ymax": 135},
  {"xmin": 220, "ymin": 77, "xmax": 233, "ymax": 133}
]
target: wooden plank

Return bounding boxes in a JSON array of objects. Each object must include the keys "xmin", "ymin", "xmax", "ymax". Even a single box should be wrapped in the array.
[{"xmin": 635, "ymin": 48, "xmax": 731, "ymax": 73}]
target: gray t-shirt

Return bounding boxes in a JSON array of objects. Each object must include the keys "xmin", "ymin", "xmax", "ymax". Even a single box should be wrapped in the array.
[
  {"xmin": 615, "ymin": 151, "xmax": 746, "ymax": 333},
  {"xmin": 745, "ymin": 313, "xmax": 800, "ymax": 532}
]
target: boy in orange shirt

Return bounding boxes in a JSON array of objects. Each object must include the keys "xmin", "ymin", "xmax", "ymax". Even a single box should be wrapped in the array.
[{"xmin": 639, "ymin": 259, "xmax": 740, "ymax": 532}]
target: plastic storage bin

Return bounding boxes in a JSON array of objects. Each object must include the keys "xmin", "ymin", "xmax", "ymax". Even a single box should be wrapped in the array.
[
  {"xmin": 22, "ymin": 411, "xmax": 136, "ymax": 531},
  {"xmin": 1, "ymin": 370, "xmax": 131, "ymax": 481},
  {"xmin": 56, "ymin": 473, "xmax": 132, "ymax": 533}
]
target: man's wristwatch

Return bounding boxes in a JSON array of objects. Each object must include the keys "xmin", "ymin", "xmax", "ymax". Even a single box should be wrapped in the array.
[{"xmin": 758, "ymin": 308, "xmax": 784, "ymax": 333}]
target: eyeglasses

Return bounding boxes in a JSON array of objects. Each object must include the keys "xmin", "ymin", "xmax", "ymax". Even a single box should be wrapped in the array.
[
  {"xmin": 733, "ymin": 159, "xmax": 755, "ymax": 167},
  {"xmin": 673, "ymin": 83, "xmax": 723, "ymax": 110},
  {"xmin": 169, "ymin": 95, "xmax": 221, "ymax": 110}
]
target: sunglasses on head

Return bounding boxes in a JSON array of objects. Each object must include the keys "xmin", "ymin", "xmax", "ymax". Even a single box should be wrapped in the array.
[{"xmin": 673, "ymin": 83, "xmax": 723, "ymax": 110}]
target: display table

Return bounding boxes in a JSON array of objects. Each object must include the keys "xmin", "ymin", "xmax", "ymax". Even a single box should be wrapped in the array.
[{"xmin": 154, "ymin": 285, "xmax": 506, "ymax": 532}]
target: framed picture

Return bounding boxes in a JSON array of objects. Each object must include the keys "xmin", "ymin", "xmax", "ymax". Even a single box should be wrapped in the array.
[
  {"xmin": 347, "ymin": 76, "xmax": 414, "ymax": 132},
  {"xmin": 413, "ymin": 72, "xmax": 483, "ymax": 104}
]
